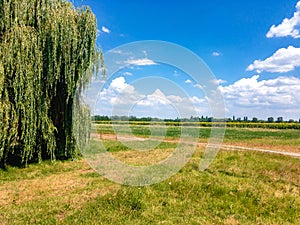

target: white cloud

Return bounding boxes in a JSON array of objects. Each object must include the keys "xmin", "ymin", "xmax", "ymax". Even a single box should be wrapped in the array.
[
  {"xmin": 219, "ymin": 75, "xmax": 300, "ymax": 119},
  {"xmin": 94, "ymin": 75, "xmax": 300, "ymax": 120},
  {"xmin": 125, "ymin": 58, "xmax": 157, "ymax": 66},
  {"xmin": 247, "ymin": 46, "xmax": 300, "ymax": 73},
  {"xmin": 137, "ymin": 89, "xmax": 171, "ymax": 107},
  {"xmin": 193, "ymin": 84, "xmax": 204, "ymax": 89},
  {"xmin": 266, "ymin": 1, "xmax": 300, "ymax": 39},
  {"xmin": 97, "ymin": 77, "xmax": 141, "ymax": 105},
  {"xmin": 101, "ymin": 26, "xmax": 111, "ymax": 34},
  {"xmin": 212, "ymin": 52, "xmax": 221, "ymax": 57},
  {"xmin": 109, "ymin": 77, "xmax": 132, "ymax": 93},
  {"xmin": 123, "ymin": 72, "xmax": 133, "ymax": 76},
  {"xmin": 185, "ymin": 78, "xmax": 226, "ymax": 88},
  {"xmin": 95, "ymin": 77, "xmax": 210, "ymax": 118},
  {"xmin": 190, "ymin": 96, "xmax": 206, "ymax": 104},
  {"xmin": 111, "ymin": 49, "xmax": 123, "ymax": 54},
  {"xmin": 210, "ymin": 79, "xmax": 227, "ymax": 85}
]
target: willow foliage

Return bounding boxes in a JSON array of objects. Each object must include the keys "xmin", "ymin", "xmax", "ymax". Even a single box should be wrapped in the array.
[{"xmin": 0, "ymin": 0, "xmax": 102, "ymax": 168}]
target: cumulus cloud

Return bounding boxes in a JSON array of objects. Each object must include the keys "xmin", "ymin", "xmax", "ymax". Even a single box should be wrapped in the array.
[
  {"xmin": 212, "ymin": 51, "xmax": 221, "ymax": 57},
  {"xmin": 95, "ymin": 77, "xmax": 210, "ymax": 118},
  {"xmin": 101, "ymin": 26, "xmax": 111, "ymax": 34},
  {"xmin": 137, "ymin": 89, "xmax": 171, "ymax": 107},
  {"xmin": 210, "ymin": 79, "xmax": 227, "ymax": 85},
  {"xmin": 94, "ymin": 75, "xmax": 300, "ymax": 119},
  {"xmin": 193, "ymin": 84, "xmax": 204, "ymax": 89},
  {"xmin": 266, "ymin": 1, "xmax": 300, "ymax": 39},
  {"xmin": 247, "ymin": 46, "xmax": 300, "ymax": 73},
  {"xmin": 219, "ymin": 75, "xmax": 300, "ymax": 118},
  {"xmin": 97, "ymin": 77, "xmax": 141, "ymax": 104},
  {"xmin": 125, "ymin": 58, "xmax": 157, "ymax": 66},
  {"xmin": 186, "ymin": 78, "xmax": 226, "ymax": 87},
  {"xmin": 109, "ymin": 77, "xmax": 133, "ymax": 93}
]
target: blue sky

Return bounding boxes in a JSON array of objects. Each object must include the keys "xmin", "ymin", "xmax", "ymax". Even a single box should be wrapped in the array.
[{"xmin": 77, "ymin": 0, "xmax": 300, "ymax": 120}]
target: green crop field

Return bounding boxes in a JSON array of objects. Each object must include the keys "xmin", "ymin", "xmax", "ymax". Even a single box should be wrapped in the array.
[{"xmin": 1, "ymin": 124, "xmax": 300, "ymax": 224}]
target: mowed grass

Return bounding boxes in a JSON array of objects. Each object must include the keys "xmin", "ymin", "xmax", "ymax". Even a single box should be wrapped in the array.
[{"xmin": 1, "ymin": 144, "xmax": 300, "ymax": 224}]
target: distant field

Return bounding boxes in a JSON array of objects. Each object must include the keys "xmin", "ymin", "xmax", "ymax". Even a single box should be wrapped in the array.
[
  {"xmin": 1, "ymin": 124, "xmax": 300, "ymax": 224},
  {"xmin": 95, "ymin": 123, "xmax": 300, "ymax": 153}
]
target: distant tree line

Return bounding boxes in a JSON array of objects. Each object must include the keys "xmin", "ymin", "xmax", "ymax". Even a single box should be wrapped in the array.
[{"xmin": 92, "ymin": 115, "xmax": 300, "ymax": 123}]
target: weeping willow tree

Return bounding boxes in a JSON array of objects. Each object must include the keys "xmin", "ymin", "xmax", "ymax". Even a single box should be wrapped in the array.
[{"xmin": 0, "ymin": 0, "xmax": 103, "ymax": 168}]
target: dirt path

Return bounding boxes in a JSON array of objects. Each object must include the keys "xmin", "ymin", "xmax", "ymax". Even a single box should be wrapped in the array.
[
  {"xmin": 91, "ymin": 133, "xmax": 300, "ymax": 158},
  {"xmin": 219, "ymin": 144, "xmax": 300, "ymax": 158}
]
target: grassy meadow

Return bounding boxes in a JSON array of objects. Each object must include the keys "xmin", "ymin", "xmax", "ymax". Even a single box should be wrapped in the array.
[
  {"xmin": 1, "ymin": 124, "xmax": 300, "ymax": 224},
  {"xmin": 96, "ymin": 123, "xmax": 300, "ymax": 152}
]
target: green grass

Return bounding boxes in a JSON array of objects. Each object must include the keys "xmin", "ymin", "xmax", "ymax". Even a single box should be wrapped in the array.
[
  {"xmin": 1, "ymin": 147, "xmax": 299, "ymax": 224},
  {"xmin": 1, "ymin": 125, "xmax": 300, "ymax": 224},
  {"xmin": 224, "ymin": 128, "xmax": 300, "ymax": 141},
  {"xmin": 96, "ymin": 123, "xmax": 300, "ymax": 148},
  {"xmin": 101, "ymin": 140, "xmax": 178, "ymax": 153}
]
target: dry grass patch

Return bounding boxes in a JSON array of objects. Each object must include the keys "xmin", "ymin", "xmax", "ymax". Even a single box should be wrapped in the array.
[
  {"xmin": 111, "ymin": 148, "xmax": 175, "ymax": 166},
  {"xmin": 0, "ymin": 160, "xmax": 120, "ymax": 224}
]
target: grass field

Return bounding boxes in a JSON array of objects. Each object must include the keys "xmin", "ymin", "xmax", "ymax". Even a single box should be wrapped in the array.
[
  {"xmin": 1, "ymin": 125, "xmax": 300, "ymax": 224},
  {"xmin": 96, "ymin": 123, "xmax": 300, "ymax": 152}
]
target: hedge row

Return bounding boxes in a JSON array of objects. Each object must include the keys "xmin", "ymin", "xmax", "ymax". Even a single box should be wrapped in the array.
[{"xmin": 93, "ymin": 121, "xmax": 300, "ymax": 129}]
